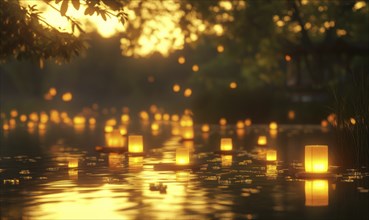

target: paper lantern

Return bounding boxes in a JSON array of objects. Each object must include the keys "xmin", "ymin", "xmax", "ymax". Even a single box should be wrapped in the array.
[
  {"xmin": 236, "ymin": 120, "xmax": 244, "ymax": 129},
  {"xmin": 171, "ymin": 124, "xmax": 180, "ymax": 136},
  {"xmin": 181, "ymin": 126, "xmax": 194, "ymax": 140},
  {"xmin": 269, "ymin": 122, "xmax": 278, "ymax": 130},
  {"xmin": 180, "ymin": 115, "xmax": 193, "ymax": 127},
  {"xmin": 176, "ymin": 147, "xmax": 190, "ymax": 165},
  {"xmin": 219, "ymin": 118, "xmax": 227, "ymax": 126},
  {"xmin": 305, "ymin": 145, "xmax": 328, "ymax": 173},
  {"xmin": 201, "ymin": 124, "xmax": 210, "ymax": 133},
  {"xmin": 68, "ymin": 158, "xmax": 78, "ymax": 168},
  {"xmin": 151, "ymin": 122, "xmax": 160, "ymax": 131},
  {"xmin": 104, "ymin": 125, "xmax": 114, "ymax": 133},
  {"xmin": 305, "ymin": 180, "xmax": 329, "ymax": 206},
  {"xmin": 220, "ymin": 138, "xmax": 233, "ymax": 151},
  {"xmin": 121, "ymin": 114, "xmax": 130, "ymax": 123},
  {"xmin": 244, "ymin": 118, "xmax": 252, "ymax": 127},
  {"xmin": 89, "ymin": 118, "xmax": 96, "ymax": 125},
  {"xmin": 221, "ymin": 155, "xmax": 233, "ymax": 167},
  {"xmin": 73, "ymin": 116, "xmax": 86, "ymax": 125},
  {"xmin": 266, "ymin": 149, "xmax": 277, "ymax": 161},
  {"xmin": 128, "ymin": 135, "xmax": 143, "ymax": 153},
  {"xmin": 105, "ymin": 130, "xmax": 125, "ymax": 148},
  {"xmin": 257, "ymin": 136, "xmax": 267, "ymax": 145},
  {"xmin": 288, "ymin": 110, "xmax": 295, "ymax": 120}
]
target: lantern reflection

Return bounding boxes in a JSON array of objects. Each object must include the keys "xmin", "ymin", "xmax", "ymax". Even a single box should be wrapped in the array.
[
  {"xmin": 221, "ymin": 155, "xmax": 233, "ymax": 167},
  {"xmin": 305, "ymin": 180, "xmax": 329, "ymax": 206},
  {"xmin": 68, "ymin": 158, "xmax": 78, "ymax": 168},
  {"xmin": 105, "ymin": 130, "xmax": 125, "ymax": 148},
  {"xmin": 266, "ymin": 164, "xmax": 278, "ymax": 179},
  {"xmin": 129, "ymin": 156, "xmax": 143, "ymax": 170},
  {"xmin": 176, "ymin": 171, "xmax": 190, "ymax": 181},
  {"xmin": 176, "ymin": 147, "xmax": 190, "ymax": 165},
  {"xmin": 305, "ymin": 145, "xmax": 328, "ymax": 173},
  {"xmin": 171, "ymin": 123, "xmax": 180, "ymax": 136},
  {"xmin": 269, "ymin": 130, "xmax": 278, "ymax": 138},
  {"xmin": 68, "ymin": 169, "xmax": 78, "ymax": 180},
  {"xmin": 108, "ymin": 153, "xmax": 124, "ymax": 169},
  {"xmin": 128, "ymin": 135, "xmax": 144, "ymax": 153},
  {"xmin": 266, "ymin": 149, "xmax": 277, "ymax": 161},
  {"xmin": 181, "ymin": 126, "xmax": 194, "ymax": 140}
]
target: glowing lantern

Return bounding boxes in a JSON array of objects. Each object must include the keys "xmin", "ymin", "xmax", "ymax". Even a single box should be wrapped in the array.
[
  {"xmin": 163, "ymin": 114, "xmax": 170, "ymax": 121},
  {"xmin": 219, "ymin": 118, "xmax": 227, "ymax": 126},
  {"xmin": 244, "ymin": 118, "xmax": 252, "ymax": 127},
  {"xmin": 178, "ymin": 56, "xmax": 186, "ymax": 64},
  {"xmin": 269, "ymin": 122, "xmax": 278, "ymax": 130},
  {"xmin": 40, "ymin": 113, "xmax": 48, "ymax": 123},
  {"xmin": 68, "ymin": 158, "xmax": 78, "ymax": 168},
  {"xmin": 173, "ymin": 84, "xmax": 181, "ymax": 93},
  {"xmin": 38, "ymin": 123, "xmax": 46, "ymax": 130},
  {"xmin": 27, "ymin": 121, "xmax": 35, "ymax": 130},
  {"xmin": 128, "ymin": 135, "xmax": 144, "ymax": 153},
  {"xmin": 220, "ymin": 138, "xmax": 233, "ymax": 151},
  {"xmin": 105, "ymin": 130, "xmax": 125, "ymax": 148},
  {"xmin": 285, "ymin": 54, "xmax": 292, "ymax": 62},
  {"xmin": 121, "ymin": 114, "xmax": 130, "ymax": 123},
  {"xmin": 181, "ymin": 126, "xmax": 194, "ymax": 140},
  {"xmin": 10, "ymin": 110, "xmax": 18, "ymax": 118},
  {"xmin": 321, "ymin": 120, "xmax": 328, "ymax": 128},
  {"xmin": 9, "ymin": 119, "xmax": 16, "ymax": 128},
  {"xmin": 151, "ymin": 122, "xmax": 160, "ymax": 131},
  {"xmin": 171, "ymin": 123, "xmax": 181, "ymax": 136},
  {"xmin": 119, "ymin": 125, "xmax": 127, "ymax": 135},
  {"xmin": 192, "ymin": 64, "xmax": 199, "ymax": 72},
  {"xmin": 305, "ymin": 180, "xmax": 329, "ymax": 206},
  {"xmin": 171, "ymin": 114, "xmax": 179, "ymax": 122},
  {"xmin": 288, "ymin": 110, "xmax": 295, "ymax": 120},
  {"xmin": 258, "ymin": 136, "xmax": 267, "ymax": 146},
  {"xmin": 229, "ymin": 82, "xmax": 237, "ymax": 89},
  {"xmin": 236, "ymin": 120, "xmax": 244, "ymax": 129},
  {"xmin": 139, "ymin": 111, "xmax": 149, "ymax": 121},
  {"xmin": 269, "ymin": 130, "xmax": 278, "ymax": 138},
  {"xmin": 154, "ymin": 113, "xmax": 162, "ymax": 121},
  {"xmin": 305, "ymin": 145, "xmax": 328, "ymax": 173},
  {"xmin": 176, "ymin": 147, "xmax": 190, "ymax": 165},
  {"xmin": 180, "ymin": 115, "xmax": 193, "ymax": 127},
  {"xmin": 62, "ymin": 92, "xmax": 72, "ymax": 102},
  {"xmin": 2, "ymin": 123, "xmax": 9, "ymax": 131},
  {"xmin": 350, "ymin": 118, "xmax": 356, "ymax": 125},
  {"xmin": 221, "ymin": 155, "xmax": 233, "ymax": 167},
  {"xmin": 217, "ymin": 44, "xmax": 224, "ymax": 53},
  {"xmin": 266, "ymin": 149, "xmax": 277, "ymax": 161},
  {"xmin": 49, "ymin": 87, "xmax": 57, "ymax": 96},
  {"xmin": 73, "ymin": 116, "xmax": 86, "ymax": 125},
  {"xmin": 201, "ymin": 124, "xmax": 210, "ymax": 133},
  {"xmin": 29, "ymin": 112, "xmax": 39, "ymax": 122},
  {"xmin": 104, "ymin": 125, "xmax": 114, "ymax": 133},
  {"xmin": 89, "ymin": 118, "xmax": 96, "ymax": 125},
  {"xmin": 184, "ymin": 88, "xmax": 192, "ymax": 97},
  {"xmin": 150, "ymin": 104, "xmax": 158, "ymax": 113},
  {"xmin": 19, "ymin": 114, "xmax": 27, "ymax": 122}
]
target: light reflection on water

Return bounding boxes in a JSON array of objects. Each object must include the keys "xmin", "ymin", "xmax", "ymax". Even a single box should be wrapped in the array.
[{"xmin": 0, "ymin": 124, "xmax": 368, "ymax": 219}]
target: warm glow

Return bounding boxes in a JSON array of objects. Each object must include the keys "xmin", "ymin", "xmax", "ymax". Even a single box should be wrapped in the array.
[
  {"xmin": 3, "ymin": 123, "xmax": 9, "ymax": 131},
  {"xmin": 89, "ymin": 118, "xmax": 96, "ymax": 125},
  {"xmin": 221, "ymin": 155, "xmax": 233, "ymax": 167},
  {"xmin": 173, "ymin": 84, "xmax": 181, "ymax": 93},
  {"xmin": 73, "ymin": 116, "xmax": 86, "ymax": 125},
  {"xmin": 229, "ymin": 82, "xmax": 237, "ymax": 89},
  {"xmin": 244, "ymin": 118, "xmax": 252, "ymax": 126},
  {"xmin": 178, "ymin": 56, "xmax": 186, "ymax": 64},
  {"xmin": 139, "ymin": 111, "xmax": 150, "ymax": 121},
  {"xmin": 288, "ymin": 110, "xmax": 295, "ymax": 120},
  {"xmin": 27, "ymin": 121, "xmax": 35, "ymax": 129},
  {"xmin": 163, "ymin": 114, "xmax": 170, "ymax": 121},
  {"xmin": 40, "ymin": 113, "xmax": 49, "ymax": 123},
  {"xmin": 105, "ymin": 130, "xmax": 125, "ymax": 148},
  {"xmin": 220, "ymin": 138, "xmax": 233, "ymax": 151},
  {"xmin": 201, "ymin": 124, "xmax": 210, "ymax": 133},
  {"xmin": 128, "ymin": 135, "xmax": 144, "ymax": 153},
  {"xmin": 305, "ymin": 145, "xmax": 328, "ymax": 173},
  {"xmin": 38, "ymin": 123, "xmax": 46, "ymax": 130},
  {"xmin": 10, "ymin": 110, "xmax": 18, "ymax": 118},
  {"xmin": 176, "ymin": 147, "xmax": 190, "ymax": 165},
  {"xmin": 257, "ymin": 136, "xmax": 267, "ymax": 146},
  {"xmin": 49, "ymin": 87, "xmax": 57, "ymax": 96},
  {"xmin": 266, "ymin": 165, "xmax": 277, "ymax": 178},
  {"xmin": 154, "ymin": 113, "xmax": 162, "ymax": 121},
  {"xmin": 236, "ymin": 120, "xmax": 244, "ymax": 129},
  {"xmin": 217, "ymin": 44, "xmax": 224, "ymax": 53},
  {"xmin": 119, "ymin": 126, "xmax": 127, "ymax": 135},
  {"xmin": 181, "ymin": 126, "xmax": 194, "ymax": 140},
  {"xmin": 269, "ymin": 122, "xmax": 278, "ymax": 130},
  {"xmin": 121, "ymin": 114, "xmax": 130, "ymax": 123},
  {"xmin": 219, "ymin": 118, "xmax": 227, "ymax": 126},
  {"xmin": 184, "ymin": 88, "xmax": 192, "ymax": 97},
  {"xmin": 129, "ymin": 156, "xmax": 143, "ymax": 169},
  {"xmin": 266, "ymin": 150, "xmax": 277, "ymax": 161},
  {"xmin": 20, "ymin": 114, "xmax": 27, "ymax": 122},
  {"xmin": 305, "ymin": 180, "xmax": 329, "ymax": 206},
  {"xmin": 192, "ymin": 64, "xmax": 199, "ymax": 72},
  {"xmin": 151, "ymin": 122, "xmax": 160, "ymax": 131},
  {"xmin": 171, "ymin": 114, "xmax": 180, "ymax": 122},
  {"xmin": 180, "ymin": 115, "xmax": 193, "ymax": 127},
  {"xmin": 350, "ymin": 118, "xmax": 356, "ymax": 125},
  {"xmin": 104, "ymin": 125, "xmax": 114, "ymax": 133},
  {"xmin": 68, "ymin": 158, "xmax": 79, "ymax": 168},
  {"xmin": 285, "ymin": 54, "xmax": 292, "ymax": 62},
  {"xmin": 321, "ymin": 120, "xmax": 328, "ymax": 128},
  {"xmin": 62, "ymin": 92, "xmax": 73, "ymax": 102},
  {"xmin": 29, "ymin": 112, "xmax": 39, "ymax": 122},
  {"xmin": 171, "ymin": 124, "xmax": 181, "ymax": 136},
  {"xmin": 108, "ymin": 153, "xmax": 124, "ymax": 169}
]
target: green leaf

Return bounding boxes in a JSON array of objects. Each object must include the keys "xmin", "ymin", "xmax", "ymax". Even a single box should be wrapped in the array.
[
  {"xmin": 71, "ymin": 0, "xmax": 80, "ymax": 10},
  {"xmin": 60, "ymin": 0, "xmax": 69, "ymax": 16}
]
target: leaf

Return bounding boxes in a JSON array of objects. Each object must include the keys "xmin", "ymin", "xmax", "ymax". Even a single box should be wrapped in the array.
[
  {"xmin": 55, "ymin": 0, "xmax": 63, "ymax": 4},
  {"xmin": 71, "ymin": 0, "xmax": 80, "ymax": 10},
  {"xmin": 101, "ymin": 12, "xmax": 106, "ymax": 21},
  {"xmin": 60, "ymin": 0, "xmax": 69, "ymax": 16}
]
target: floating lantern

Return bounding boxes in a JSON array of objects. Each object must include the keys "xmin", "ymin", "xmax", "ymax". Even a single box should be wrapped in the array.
[
  {"xmin": 192, "ymin": 64, "xmax": 199, "ymax": 72},
  {"xmin": 219, "ymin": 118, "xmax": 227, "ymax": 126},
  {"xmin": 40, "ymin": 113, "xmax": 48, "ymax": 123},
  {"xmin": 104, "ymin": 125, "xmax": 114, "ymax": 133},
  {"xmin": 257, "ymin": 136, "xmax": 267, "ymax": 146},
  {"xmin": 119, "ymin": 125, "xmax": 127, "ymax": 135},
  {"xmin": 201, "ymin": 124, "xmax": 210, "ymax": 133},
  {"xmin": 38, "ymin": 123, "xmax": 46, "ymax": 130},
  {"xmin": 89, "ymin": 118, "xmax": 96, "ymax": 125},
  {"xmin": 9, "ymin": 119, "xmax": 16, "ymax": 128},
  {"xmin": 171, "ymin": 114, "xmax": 179, "ymax": 122},
  {"xmin": 176, "ymin": 171, "xmax": 190, "ymax": 181},
  {"xmin": 350, "ymin": 117, "xmax": 356, "ymax": 125},
  {"xmin": 151, "ymin": 122, "xmax": 160, "ymax": 131},
  {"xmin": 217, "ymin": 44, "xmax": 224, "ymax": 53},
  {"xmin": 173, "ymin": 84, "xmax": 181, "ymax": 93},
  {"xmin": 105, "ymin": 130, "xmax": 125, "ymax": 148},
  {"xmin": 171, "ymin": 124, "xmax": 180, "ymax": 136},
  {"xmin": 2, "ymin": 123, "xmax": 9, "ymax": 131},
  {"xmin": 10, "ymin": 110, "xmax": 18, "ymax": 118},
  {"xmin": 236, "ymin": 129, "xmax": 245, "ymax": 138},
  {"xmin": 176, "ymin": 147, "xmax": 190, "ymax": 165},
  {"xmin": 128, "ymin": 135, "xmax": 143, "ymax": 153},
  {"xmin": 29, "ymin": 112, "xmax": 39, "ymax": 122},
  {"xmin": 288, "ymin": 110, "xmax": 295, "ymax": 120},
  {"xmin": 220, "ymin": 138, "xmax": 233, "ymax": 151},
  {"xmin": 321, "ymin": 120, "xmax": 328, "ymax": 128},
  {"xmin": 305, "ymin": 145, "xmax": 328, "ymax": 173},
  {"xmin": 244, "ymin": 118, "xmax": 252, "ymax": 127},
  {"xmin": 19, "ymin": 114, "xmax": 27, "ymax": 122},
  {"xmin": 106, "ymin": 118, "xmax": 117, "ymax": 126},
  {"xmin": 49, "ymin": 87, "xmax": 57, "ymax": 96},
  {"xmin": 305, "ymin": 180, "xmax": 329, "ymax": 206},
  {"xmin": 163, "ymin": 114, "xmax": 170, "ymax": 121},
  {"xmin": 221, "ymin": 155, "xmax": 233, "ymax": 167},
  {"xmin": 154, "ymin": 113, "xmax": 162, "ymax": 121},
  {"xmin": 178, "ymin": 56, "xmax": 186, "ymax": 64},
  {"xmin": 181, "ymin": 126, "xmax": 194, "ymax": 140},
  {"xmin": 73, "ymin": 116, "xmax": 86, "ymax": 125},
  {"xmin": 269, "ymin": 130, "xmax": 278, "ymax": 138},
  {"xmin": 269, "ymin": 122, "xmax": 278, "ymax": 130},
  {"xmin": 236, "ymin": 120, "xmax": 244, "ymax": 129},
  {"xmin": 180, "ymin": 115, "xmax": 193, "ymax": 127},
  {"xmin": 62, "ymin": 92, "xmax": 72, "ymax": 102},
  {"xmin": 108, "ymin": 153, "xmax": 124, "ymax": 169},
  {"xmin": 68, "ymin": 158, "xmax": 78, "ymax": 168},
  {"xmin": 184, "ymin": 88, "xmax": 192, "ymax": 97},
  {"xmin": 229, "ymin": 82, "xmax": 237, "ymax": 89},
  {"xmin": 266, "ymin": 149, "xmax": 277, "ymax": 161},
  {"xmin": 150, "ymin": 104, "xmax": 158, "ymax": 113},
  {"xmin": 121, "ymin": 114, "xmax": 130, "ymax": 124},
  {"xmin": 27, "ymin": 121, "xmax": 35, "ymax": 130},
  {"xmin": 139, "ymin": 111, "xmax": 149, "ymax": 121}
]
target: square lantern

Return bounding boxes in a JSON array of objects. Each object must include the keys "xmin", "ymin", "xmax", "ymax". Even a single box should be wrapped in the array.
[
  {"xmin": 105, "ymin": 130, "xmax": 125, "ymax": 148},
  {"xmin": 305, "ymin": 145, "xmax": 328, "ymax": 173},
  {"xmin": 305, "ymin": 180, "xmax": 329, "ymax": 206},
  {"xmin": 266, "ymin": 149, "xmax": 277, "ymax": 161},
  {"xmin": 176, "ymin": 147, "xmax": 190, "ymax": 165},
  {"xmin": 68, "ymin": 158, "xmax": 78, "ymax": 168},
  {"xmin": 220, "ymin": 138, "xmax": 233, "ymax": 151},
  {"xmin": 258, "ymin": 136, "xmax": 267, "ymax": 146},
  {"xmin": 128, "ymin": 135, "xmax": 144, "ymax": 153},
  {"xmin": 181, "ymin": 126, "xmax": 194, "ymax": 140}
]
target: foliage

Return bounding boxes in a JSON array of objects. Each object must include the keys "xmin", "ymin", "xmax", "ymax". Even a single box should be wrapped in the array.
[{"xmin": 0, "ymin": 0, "xmax": 126, "ymax": 66}]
